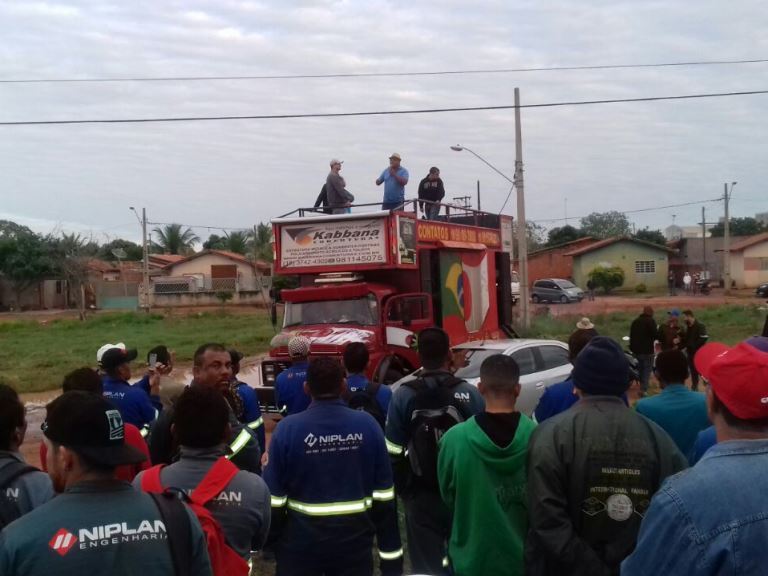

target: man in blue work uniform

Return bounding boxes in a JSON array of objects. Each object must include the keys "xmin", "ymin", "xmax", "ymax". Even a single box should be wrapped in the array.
[
  {"xmin": 274, "ymin": 336, "xmax": 312, "ymax": 415},
  {"xmin": 101, "ymin": 346, "xmax": 162, "ymax": 431},
  {"xmin": 0, "ymin": 391, "xmax": 212, "ymax": 576},
  {"xmin": 265, "ymin": 357, "xmax": 403, "ymax": 576},
  {"xmin": 229, "ymin": 349, "xmax": 266, "ymax": 452},
  {"xmin": 343, "ymin": 342, "xmax": 392, "ymax": 421},
  {"xmin": 376, "ymin": 153, "xmax": 409, "ymax": 210}
]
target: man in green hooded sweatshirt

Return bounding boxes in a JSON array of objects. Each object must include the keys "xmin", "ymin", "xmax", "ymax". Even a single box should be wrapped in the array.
[{"xmin": 437, "ymin": 354, "xmax": 535, "ymax": 575}]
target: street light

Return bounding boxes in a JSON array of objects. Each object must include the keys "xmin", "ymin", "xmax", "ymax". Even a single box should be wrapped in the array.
[{"xmin": 450, "ymin": 141, "xmax": 530, "ymax": 330}]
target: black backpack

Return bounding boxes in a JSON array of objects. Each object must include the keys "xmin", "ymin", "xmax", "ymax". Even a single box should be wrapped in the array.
[
  {"xmin": 404, "ymin": 373, "xmax": 468, "ymax": 490},
  {"xmin": 0, "ymin": 461, "xmax": 37, "ymax": 529},
  {"xmin": 347, "ymin": 381, "xmax": 387, "ymax": 430}
]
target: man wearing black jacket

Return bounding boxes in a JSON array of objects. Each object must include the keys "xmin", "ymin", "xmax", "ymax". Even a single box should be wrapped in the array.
[
  {"xmin": 682, "ymin": 309, "xmax": 708, "ymax": 390},
  {"xmin": 417, "ymin": 167, "xmax": 445, "ymax": 220},
  {"xmin": 629, "ymin": 306, "xmax": 657, "ymax": 395}
]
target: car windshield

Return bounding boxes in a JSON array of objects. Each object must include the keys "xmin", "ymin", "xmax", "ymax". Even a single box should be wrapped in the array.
[
  {"xmin": 283, "ymin": 295, "xmax": 378, "ymax": 327},
  {"xmin": 557, "ymin": 280, "xmax": 577, "ymax": 289},
  {"xmin": 453, "ymin": 349, "xmax": 501, "ymax": 380}
]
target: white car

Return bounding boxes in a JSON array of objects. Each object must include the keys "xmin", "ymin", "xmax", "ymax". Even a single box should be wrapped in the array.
[{"xmin": 391, "ymin": 338, "xmax": 572, "ymax": 416}]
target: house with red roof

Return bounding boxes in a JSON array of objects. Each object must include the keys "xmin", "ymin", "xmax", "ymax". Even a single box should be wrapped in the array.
[{"xmin": 729, "ymin": 232, "xmax": 768, "ymax": 288}]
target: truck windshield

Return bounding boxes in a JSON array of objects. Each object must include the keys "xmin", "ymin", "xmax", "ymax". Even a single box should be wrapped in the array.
[{"xmin": 283, "ymin": 295, "xmax": 378, "ymax": 327}]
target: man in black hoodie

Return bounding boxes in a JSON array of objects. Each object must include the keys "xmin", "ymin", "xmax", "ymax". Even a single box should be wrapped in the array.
[
  {"xmin": 417, "ymin": 167, "xmax": 445, "ymax": 220},
  {"xmin": 629, "ymin": 306, "xmax": 657, "ymax": 395}
]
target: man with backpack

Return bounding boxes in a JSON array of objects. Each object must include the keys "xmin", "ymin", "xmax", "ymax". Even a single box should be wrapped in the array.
[
  {"xmin": 343, "ymin": 342, "xmax": 392, "ymax": 428},
  {"xmin": 265, "ymin": 357, "xmax": 403, "ymax": 576},
  {"xmin": 0, "ymin": 391, "xmax": 212, "ymax": 576},
  {"xmin": 0, "ymin": 383, "xmax": 53, "ymax": 530},
  {"xmin": 137, "ymin": 386, "xmax": 270, "ymax": 575},
  {"xmin": 385, "ymin": 327, "xmax": 484, "ymax": 574}
]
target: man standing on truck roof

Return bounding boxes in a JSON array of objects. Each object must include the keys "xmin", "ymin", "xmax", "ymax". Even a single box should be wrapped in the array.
[
  {"xmin": 326, "ymin": 159, "xmax": 354, "ymax": 214},
  {"xmin": 417, "ymin": 167, "xmax": 445, "ymax": 220},
  {"xmin": 376, "ymin": 153, "xmax": 409, "ymax": 211}
]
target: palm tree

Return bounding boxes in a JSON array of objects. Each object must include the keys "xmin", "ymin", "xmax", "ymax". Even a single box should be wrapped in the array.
[
  {"xmin": 152, "ymin": 224, "xmax": 200, "ymax": 255},
  {"xmin": 222, "ymin": 230, "xmax": 252, "ymax": 255},
  {"xmin": 252, "ymin": 222, "xmax": 273, "ymax": 262}
]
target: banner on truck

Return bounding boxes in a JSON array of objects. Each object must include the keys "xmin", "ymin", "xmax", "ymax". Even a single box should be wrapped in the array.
[{"xmin": 279, "ymin": 217, "xmax": 388, "ymax": 269}]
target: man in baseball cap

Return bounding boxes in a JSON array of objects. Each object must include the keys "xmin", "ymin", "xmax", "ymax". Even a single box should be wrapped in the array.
[
  {"xmin": 624, "ymin": 337, "xmax": 768, "ymax": 575},
  {"xmin": 101, "ymin": 345, "xmax": 162, "ymax": 431},
  {"xmin": 376, "ymin": 152, "xmax": 409, "ymax": 210},
  {"xmin": 0, "ymin": 391, "xmax": 212, "ymax": 575},
  {"xmin": 275, "ymin": 336, "xmax": 312, "ymax": 416}
]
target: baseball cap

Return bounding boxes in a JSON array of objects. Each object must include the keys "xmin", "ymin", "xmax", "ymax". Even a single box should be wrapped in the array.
[
  {"xmin": 42, "ymin": 391, "xmax": 147, "ymax": 467},
  {"xmin": 389, "ymin": 153, "xmax": 401, "ymax": 160},
  {"xmin": 288, "ymin": 335, "xmax": 311, "ymax": 358},
  {"xmin": 668, "ymin": 309, "xmax": 681, "ymax": 318},
  {"xmin": 100, "ymin": 346, "xmax": 138, "ymax": 373},
  {"xmin": 695, "ymin": 339, "xmax": 768, "ymax": 420},
  {"xmin": 329, "ymin": 158, "xmax": 343, "ymax": 166},
  {"xmin": 96, "ymin": 342, "xmax": 125, "ymax": 364}
]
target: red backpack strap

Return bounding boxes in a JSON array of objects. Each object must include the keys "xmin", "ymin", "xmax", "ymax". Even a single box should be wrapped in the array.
[
  {"xmin": 189, "ymin": 457, "xmax": 239, "ymax": 506},
  {"xmin": 140, "ymin": 464, "xmax": 166, "ymax": 493}
]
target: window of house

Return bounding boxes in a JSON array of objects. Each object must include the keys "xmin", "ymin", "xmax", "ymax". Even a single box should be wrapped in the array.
[{"xmin": 635, "ymin": 260, "xmax": 656, "ymax": 274}]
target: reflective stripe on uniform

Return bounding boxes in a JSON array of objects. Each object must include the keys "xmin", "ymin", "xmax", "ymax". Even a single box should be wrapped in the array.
[
  {"xmin": 139, "ymin": 426, "xmax": 150, "ymax": 438},
  {"xmin": 247, "ymin": 417, "xmax": 264, "ymax": 430},
  {"xmin": 379, "ymin": 548, "xmax": 404, "ymax": 561},
  {"xmin": 226, "ymin": 428, "xmax": 252, "ymax": 459},
  {"xmin": 271, "ymin": 495, "xmax": 288, "ymax": 507},
  {"xmin": 386, "ymin": 438, "xmax": 404, "ymax": 456},
  {"xmin": 372, "ymin": 487, "xmax": 395, "ymax": 501},
  {"xmin": 442, "ymin": 556, "xmax": 450, "ymax": 568},
  {"xmin": 287, "ymin": 498, "xmax": 373, "ymax": 516}
]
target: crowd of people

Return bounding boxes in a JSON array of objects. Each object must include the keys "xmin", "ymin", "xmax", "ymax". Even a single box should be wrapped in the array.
[
  {"xmin": 1, "ymin": 315, "xmax": 768, "ymax": 575},
  {"xmin": 314, "ymin": 153, "xmax": 447, "ymax": 220}
]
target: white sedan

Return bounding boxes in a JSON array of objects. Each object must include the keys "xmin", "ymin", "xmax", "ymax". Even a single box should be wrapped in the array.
[{"xmin": 391, "ymin": 338, "xmax": 572, "ymax": 416}]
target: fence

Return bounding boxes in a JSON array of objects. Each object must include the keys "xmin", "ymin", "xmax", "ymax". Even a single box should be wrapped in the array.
[
  {"xmin": 152, "ymin": 275, "xmax": 271, "ymax": 295},
  {"xmin": 94, "ymin": 281, "xmax": 140, "ymax": 310}
]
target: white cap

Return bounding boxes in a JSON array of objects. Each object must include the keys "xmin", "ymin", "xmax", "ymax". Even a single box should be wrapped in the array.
[{"xmin": 97, "ymin": 342, "xmax": 126, "ymax": 364}]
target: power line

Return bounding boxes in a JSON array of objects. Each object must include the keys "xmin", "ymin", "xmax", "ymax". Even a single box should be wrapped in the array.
[
  {"xmin": 2, "ymin": 89, "xmax": 767, "ymax": 127},
  {"xmin": 3, "ymin": 57, "xmax": 767, "ymax": 84},
  {"xmin": 532, "ymin": 197, "xmax": 724, "ymax": 224},
  {"xmin": 148, "ymin": 221, "xmax": 253, "ymax": 232}
]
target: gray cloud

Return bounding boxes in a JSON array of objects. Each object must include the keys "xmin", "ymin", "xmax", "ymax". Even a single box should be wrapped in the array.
[{"xmin": 1, "ymin": 0, "xmax": 767, "ymax": 244}]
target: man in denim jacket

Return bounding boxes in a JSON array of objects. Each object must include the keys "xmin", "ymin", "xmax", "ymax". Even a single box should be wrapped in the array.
[{"xmin": 623, "ymin": 337, "xmax": 768, "ymax": 575}]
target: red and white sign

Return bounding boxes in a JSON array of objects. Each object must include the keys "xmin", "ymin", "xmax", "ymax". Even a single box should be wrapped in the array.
[{"xmin": 49, "ymin": 528, "xmax": 77, "ymax": 556}]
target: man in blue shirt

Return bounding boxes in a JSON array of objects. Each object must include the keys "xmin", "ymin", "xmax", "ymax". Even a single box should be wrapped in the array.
[
  {"xmin": 376, "ymin": 153, "xmax": 409, "ymax": 210},
  {"xmin": 343, "ymin": 342, "xmax": 392, "ymax": 423},
  {"xmin": 229, "ymin": 349, "xmax": 266, "ymax": 452},
  {"xmin": 635, "ymin": 349, "xmax": 710, "ymax": 457},
  {"xmin": 275, "ymin": 336, "xmax": 312, "ymax": 416},
  {"xmin": 265, "ymin": 357, "xmax": 403, "ymax": 576},
  {"xmin": 101, "ymin": 347, "xmax": 161, "ymax": 431},
  {"xmin": 623, "ymin": 337, "xmax": 768, "ymax": 576}
]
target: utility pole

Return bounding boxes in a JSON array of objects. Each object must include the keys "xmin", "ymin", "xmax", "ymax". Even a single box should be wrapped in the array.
[
  {"xmin": 142, "ymin": 208, "xmax": 150, "ymax": 312},
  {"xmin": 723, "ymin": 182, "xmax": 736, "ymax": 295},
  {"xmin": 476, "ymin": 180, "xmax": 481, "ymax": 211},
  {"xmin": 701, "ymin": 206, "xmax": 707, "ymax": 279},
  {"xmin": 514, "ymin": 87, "xmax": 530, "ymax": 330}
]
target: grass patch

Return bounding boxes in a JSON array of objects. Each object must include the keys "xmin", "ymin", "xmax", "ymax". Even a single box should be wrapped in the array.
[
  {"xmin": 527, "ymin": 304, "xmax": 766, "ymax": 345},
  {"xmin": 0, "ymin": 310, "xmax": 279, "ymax": 393}
]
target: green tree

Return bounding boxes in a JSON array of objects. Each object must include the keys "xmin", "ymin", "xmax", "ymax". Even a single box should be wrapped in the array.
[
  {"xmin": 545, "ymin": 225, "xmax": 587, "ymax": 247},
  {"xmin": 98, "ymin": 239, "xmax": 143, "ymax": 261},
  {"xmin": 580, "ymin": 211, "xmax": 632, "ymax": 239},
  {"xmin": 709, "ymin": 217, "xmax": 766, "ymax": 238},
  {"xmin": 51, "ymin": 233, "xmax": 98, "ymax": 319},
  {"xmin": 0, "ymin": 220, "xmax": 34, "ymax": 240},
  {"xmin": 203, "ymin": 234, "xmax": 226, "ymax": 250},
  {"xmin": 588, "ymin": 265, "xmax": 625, "ymax": 294},
  {"xmin": 0, "ymin": 231, "xmax": 57, "ymax": 307},
  {"xmin": 252, "ymin": 223, "xmax": 273, "ymax": 262},
  {"xmin": 151, "ymin": 224, "xmax": 200, "ymax": 255},
  {"xmin": 633, "ymin": 227, "xmax": 667, "ymax": 246},
  {"xmin": 222, "ymin": 231, "xmax": 252, "ymax": 255}
]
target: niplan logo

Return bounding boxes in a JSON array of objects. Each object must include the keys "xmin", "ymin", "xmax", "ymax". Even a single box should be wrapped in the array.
[{"xmin": 304, "ymin": 432, "xmax": 364, "ymax": 448}]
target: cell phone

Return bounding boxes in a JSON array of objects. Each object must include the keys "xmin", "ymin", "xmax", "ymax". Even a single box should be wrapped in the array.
[{"xmin": 149, "ymin": 353, "xmax": 157, "ymax": 369}]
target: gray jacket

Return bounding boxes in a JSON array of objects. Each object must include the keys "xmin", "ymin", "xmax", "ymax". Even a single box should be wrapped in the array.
[
  {"xmin": 326, "ymin": 172, "xmax": 354, "ymax": 206},
  {"xmin": 133, "ymin": 445, "xmax": 271, "ymax": 557},
  {"xmin": 0, "ymin": 451, "xmax": 54, "ymax": 521}
]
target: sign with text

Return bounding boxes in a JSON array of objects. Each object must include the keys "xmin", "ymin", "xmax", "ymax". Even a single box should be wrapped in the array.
[
  {"xmin": 417, "ymin": 220, "xmax": 501, "ymax": 248},
  {"xmin": 279, "ymin": 218, "xmax": 388, "ymax": 269}
]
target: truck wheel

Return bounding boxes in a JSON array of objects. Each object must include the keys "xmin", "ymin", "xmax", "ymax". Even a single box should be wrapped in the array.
[
  {"xmin": 384, "ymin": 368, "xmax": 407, "ymax": 385},
  {"xmin": 560, "ymin": 295, "xmax": 568, "ymax": 304},
  {"xmin": 532, "ymin": 294, "xmax": 540, "ymax": 303}
]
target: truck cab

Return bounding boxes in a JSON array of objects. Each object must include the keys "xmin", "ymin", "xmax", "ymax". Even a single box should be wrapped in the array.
[{"xmin": 260, "ymin": 200, "xmax": 515, "ymax": 405}]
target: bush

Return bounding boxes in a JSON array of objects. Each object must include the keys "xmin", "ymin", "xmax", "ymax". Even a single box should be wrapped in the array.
[
  {"xmin": 635, "ymin": 283, "xmax": 647, "ymax": 293},
  {"xmin": 215, "ymin": 291, "xmax": 234, "ymax": 304},
  {"xmin": 589, "ymin": 266, "xmax": 625, "ymax": 294}
]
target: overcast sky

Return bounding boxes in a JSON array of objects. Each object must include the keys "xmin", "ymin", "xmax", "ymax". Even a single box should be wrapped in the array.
[{"xmin": 1, "ymin": 0, "xmax": 767, "ymax": 245}]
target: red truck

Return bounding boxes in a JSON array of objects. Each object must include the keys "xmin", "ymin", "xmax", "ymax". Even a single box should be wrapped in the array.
[{"xmin": 260, "ymin": 201, "xmax": 516, "ymax": 395}]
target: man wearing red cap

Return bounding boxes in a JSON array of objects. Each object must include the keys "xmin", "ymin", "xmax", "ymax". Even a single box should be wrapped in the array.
[{"xmin": 623, "ymin": 337, "xmax": 768, "ymax": 575}]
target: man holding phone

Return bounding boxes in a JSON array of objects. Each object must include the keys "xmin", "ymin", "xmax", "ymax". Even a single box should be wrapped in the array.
[{"xmin": 376, "ymin": 153, "xmax": 409, "ymax": 210}]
